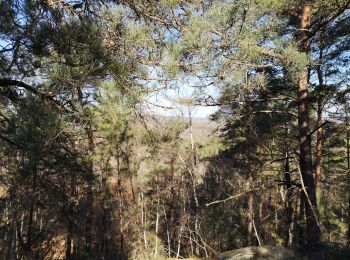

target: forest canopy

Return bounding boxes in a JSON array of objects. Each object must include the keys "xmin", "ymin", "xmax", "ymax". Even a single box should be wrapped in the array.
[{"xmin": 0, "ymin": 0, "xmax": 350, "ymax": 259}]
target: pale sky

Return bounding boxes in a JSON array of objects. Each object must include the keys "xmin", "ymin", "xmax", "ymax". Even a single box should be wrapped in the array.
[{"xmin": 146, "ymin": 82, "xmax": 219, "ymax": 118}]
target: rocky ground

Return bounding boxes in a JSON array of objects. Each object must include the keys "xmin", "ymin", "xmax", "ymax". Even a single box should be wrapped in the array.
[{"xmin": 166, "ymin": 243, "xmax": 350, "ymax": 260}]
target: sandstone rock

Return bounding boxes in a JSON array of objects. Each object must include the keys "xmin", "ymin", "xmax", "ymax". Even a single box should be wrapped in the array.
[{"xmin": 217, "ymin": 246, "xmax": 295, "ymax": 260}]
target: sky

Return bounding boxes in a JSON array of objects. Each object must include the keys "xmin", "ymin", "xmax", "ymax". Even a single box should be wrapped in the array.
[{"xmin": 146, "ymin": 80, "xmax": 219, "ymax": 119}]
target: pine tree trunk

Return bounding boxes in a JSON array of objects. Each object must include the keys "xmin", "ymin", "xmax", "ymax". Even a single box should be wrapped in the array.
[
  {"xmin": 346, "ymin": 109, "xmax": 350, "ymax": 245},
  {"xmin": 297, "ymin": 1, "xmax": 321, "ymax": 245}
]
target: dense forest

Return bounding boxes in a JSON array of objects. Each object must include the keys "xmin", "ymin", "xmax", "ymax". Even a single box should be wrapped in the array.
[{"xmin": 0, "ymin": 0, "xmax": 350, "ymax": 259}]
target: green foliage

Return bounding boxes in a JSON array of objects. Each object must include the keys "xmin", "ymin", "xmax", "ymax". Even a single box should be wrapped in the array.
[
  {"xmin": 257, "ymin": 0, "xmax": 286, "ymax": 10},
  {"xmin": 281, "ymin": 45, "xmax": 309, "ymax": 80},
  {"xmin": 160, "ymin": 0, "xmax": 180, "ymax": 8},
  {"xmin": 93, "ymin": 81, "xmax": 132, "ymax": 142},
  {"xmin": 198, "ymin": 136, "xmax": 225, "ymax": 159},
  {"xmin": 13, "ymin": 95, "xmax": 60, "ymax": 162}
]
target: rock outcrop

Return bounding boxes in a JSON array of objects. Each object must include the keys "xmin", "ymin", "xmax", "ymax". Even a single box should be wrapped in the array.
[
  {"xmin": 215, "ymin": 243, "xmax": 350, "ymax": 260},
  {"xmin": 217, "ymin": 246, "xmax": 295, "ymax": 260}
]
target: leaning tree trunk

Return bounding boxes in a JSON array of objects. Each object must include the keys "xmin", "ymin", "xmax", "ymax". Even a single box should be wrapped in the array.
[{"xmin": 296, "ymin": 1, "xmax": 321, "ymax": 245}]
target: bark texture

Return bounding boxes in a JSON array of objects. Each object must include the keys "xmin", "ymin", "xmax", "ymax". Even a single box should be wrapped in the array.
[{"xmin": 296, "ymin": 1, "xmax": 321, "ymax": 245}]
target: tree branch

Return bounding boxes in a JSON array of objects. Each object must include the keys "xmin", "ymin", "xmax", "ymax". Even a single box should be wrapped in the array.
[
  {"xmin": 0, "ymin": 78, "xmax": 63, "ymax": 109},
  {"xmin": 0, "ymin": 134, "xmax": 20, "ymax": 148},
  {"xmin": 206, "ymin": 186, "xmax": 273, "ymax": 207},
  {"xmin": 309, "ymin": 0, "xmax": 350, "ymax": 39}
]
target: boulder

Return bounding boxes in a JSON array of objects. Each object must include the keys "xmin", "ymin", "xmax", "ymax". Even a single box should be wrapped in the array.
[{"xmin": 218, "ymin": 246, "xmax": 295, "ymax": 260}]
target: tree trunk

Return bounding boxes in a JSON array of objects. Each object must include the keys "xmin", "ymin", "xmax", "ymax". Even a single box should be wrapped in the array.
[
  {"xmin": 315, "ymin": 98, "xmax": 324, "ymax": 201},
  {"xmin": 296, "ymin": 1, "xmax": 321, "ymax": 245},
  {"xmin": 66, "ymin": 172, "xmax": 76, "ymax": 259},
  {"xmin": 315, "ymin": 39, "xmax": 325, "ymax": 205},
  {"xmin": 346, "ymin": 108, "xmax": 350, "ymax": 245},
  {"xmin": 188, "ymin": 110, "xmax": 201, "ymax": 256},
  {"xmin": 297, "ymin": 191, "xmax": 305, "ymax": 246},
  {"xmin": 247, "ymin": 162, "xmax": 254, "ymax": 246},
  {"xmin": 77, "ymin": 87, "xmax": 94, "ymax": 255},
  {"xmin": 141, "ymin": 192, "xmax": 148, "ymax": 251},
  {"xmin": 66, "ymin": 233, "xmax": 72, "ymax": 259},
  {"xmin": 284, "ymin": 156, "xmax": 293, "ymax": 246},
  {"xmin": 155, "ymin": 182, "xmax": 160, "ymax": 257},
  {"xmin": 84, "ymin": 120, "xmax": 94, "ymax": 255},
  {"xmin": 26, "ymin": 165, "xmax": 37, "ymax": 256},
  {"xmin": 116, "ymin": 147, "xmax": 125, "ymax": 259},
  {"xmin": 283, "ymin": 123, "xmax": 294, "ymax": 246}
]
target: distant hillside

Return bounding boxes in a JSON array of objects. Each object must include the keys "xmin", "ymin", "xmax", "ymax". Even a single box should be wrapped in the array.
[
  {"xmin": 181, "ymin": 117, "xmax": 222, "ymax": 141},
  {"xmin": 146, "ymin": 115, "xmax": 222, "ymax": 141}
]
